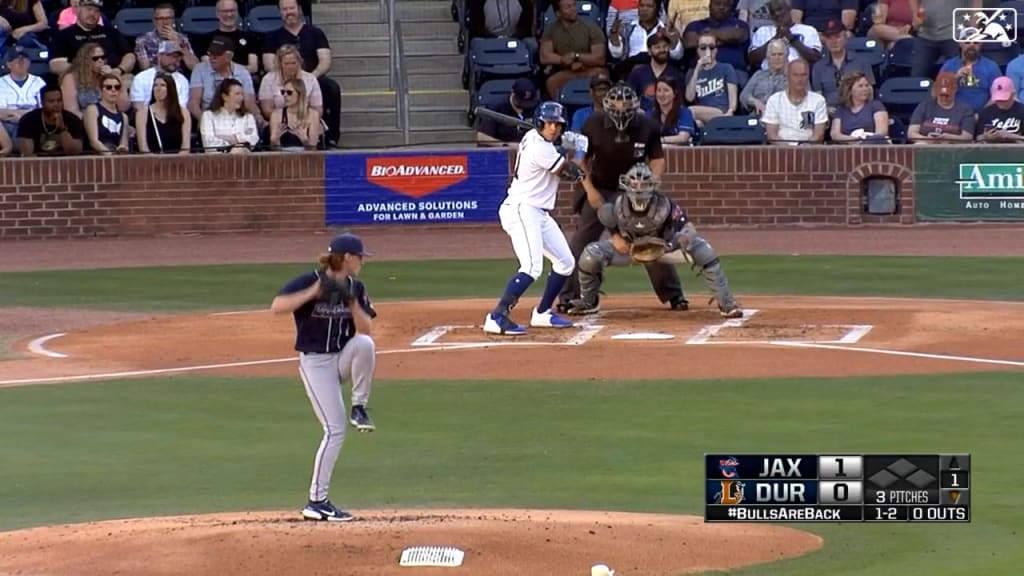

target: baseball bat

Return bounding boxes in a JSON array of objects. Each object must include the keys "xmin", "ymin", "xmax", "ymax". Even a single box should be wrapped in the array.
[{"xmin": 473, "ymin": 106, "xmax": 535, "ymax": 132}]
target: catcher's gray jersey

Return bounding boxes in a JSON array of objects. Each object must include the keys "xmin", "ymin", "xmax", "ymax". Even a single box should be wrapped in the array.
[{"xmin": 608, "ymin": 193, "xmax": 681, "ymax": 241}]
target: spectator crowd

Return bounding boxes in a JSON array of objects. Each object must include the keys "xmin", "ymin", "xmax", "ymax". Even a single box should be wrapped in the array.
[
  {"xmin": 0, "ymin": 0, "xmax": 341, "ymax": 157},
  {"xmin": 472, "ymin": 0, "xmax": 1024, "ymax": 147}
]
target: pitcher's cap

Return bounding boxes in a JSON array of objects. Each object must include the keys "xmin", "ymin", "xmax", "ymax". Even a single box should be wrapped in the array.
[{"xmin": 328, "ymin": 233, "xmax": 371, "ymax": 256}]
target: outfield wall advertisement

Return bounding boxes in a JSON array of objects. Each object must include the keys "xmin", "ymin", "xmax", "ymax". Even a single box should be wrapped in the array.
[
  {"xmin": 324, "ymin": 150, "xmax": 510, "ymax": 225},
  {"xmin": 916, "ymin": 148, "xmax": 1024, "ymax": 221}
]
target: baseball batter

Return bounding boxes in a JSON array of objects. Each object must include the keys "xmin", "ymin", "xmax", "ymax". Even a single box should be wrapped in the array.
[
  {"xmin": 271, "ymin": 233, "xmax": 378, "ymax": 522},
  {"xmin": 567, "ymin": 163, "xmax": 743, "ymax": 318},
  {"xmin": 485, "ymin": 101, "xmax": 587, "ymax": 335}
]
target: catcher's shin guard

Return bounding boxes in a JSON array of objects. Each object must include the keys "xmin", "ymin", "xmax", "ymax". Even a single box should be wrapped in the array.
[
  {"xmin": 686, "ymin": 238, "xmax": 740, "ymax": 312},
  {"xmin": 576, "ymin": 240, "xmax": 612, "ymax": 309}
]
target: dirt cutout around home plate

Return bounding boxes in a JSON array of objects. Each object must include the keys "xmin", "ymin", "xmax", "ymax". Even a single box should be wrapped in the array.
[
  {"xmin": 4, "ymin": 295, "xmax": 1024, "ymax": 386},
  {"xmin": 0, "ymin": 509, "xmax": 823, "ymax": 576}
]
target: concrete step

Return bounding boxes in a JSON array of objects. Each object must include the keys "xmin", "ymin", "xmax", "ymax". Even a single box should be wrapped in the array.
[
  {"xmin": 397, "ymin": 1, "xmax": 453, "ymax": 22},
  {"xmin": 330, "ymin": 39, "xmax": 392, "ymax": 57},
  {"xmin": 409, "ymin": 107, "xmax": 470, "ymax": 127},
  {"xmin": 338, "ymin": 73, "xmax": 392, "ymax": 91},
  {"xmin": 336, "ymin": 126, "xmax": 476, "ymax": 149},
  {"xmin": 341, "ymin": 89, "xmax": 468, "ymax": 109},
  {"xmin": 404, "ymin": 37, "xmax": 460, "ymax": 56},
  {"xmin": 321, "ymin": 22, "xmax": 389, "ymax": 37},
  {"xmin": 406, "ymin": 53, "xmax": 464, "ymax": 74},
  {"xmin": 326, "ymin": 37, "xmax": 457, "ymax": 57},
  {"xmin": 332, "ymin": 55, "xmax": 390, "ymax": 75},
  {"xmin": 341, "ymin": 107, "xmax": 399, "ymax": 130},
  {"xmin": 315, "ymin": 4, "xmax": 383, "ymax": 24},
  {"xmin": 408, "ymin": 69, "xmax": 463, "ymax": 90}
]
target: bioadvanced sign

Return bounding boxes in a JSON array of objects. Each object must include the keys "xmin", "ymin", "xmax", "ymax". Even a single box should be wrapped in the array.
[{"xmin": 366, "ymin": 156, "xmax": 469, "ymax": 198}]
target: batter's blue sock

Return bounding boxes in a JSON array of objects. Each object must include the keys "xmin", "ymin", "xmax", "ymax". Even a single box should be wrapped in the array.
[
  {"xmin": 493, "ymin": 272, "xmax": 534, "ymax": 317},
  {"xmin": 536, "ymin": 272, "xmax": 570, "ymax": 314}
]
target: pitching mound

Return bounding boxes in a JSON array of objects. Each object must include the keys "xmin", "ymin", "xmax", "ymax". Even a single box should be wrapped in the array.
[{"xmin": 0, "ymin": 509, "xmax": 821, "ymax": 575}]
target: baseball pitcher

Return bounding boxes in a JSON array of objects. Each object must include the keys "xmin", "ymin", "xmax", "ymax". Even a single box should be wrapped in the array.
[{"xmin": 565, "ymin": 163, "xmax": 743, "ymax": 318}]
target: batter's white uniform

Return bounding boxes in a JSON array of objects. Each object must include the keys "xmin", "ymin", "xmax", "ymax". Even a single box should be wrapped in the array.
[{"xmin": 500, "ymin": 129, "xmax": 575, "ymax": 279}]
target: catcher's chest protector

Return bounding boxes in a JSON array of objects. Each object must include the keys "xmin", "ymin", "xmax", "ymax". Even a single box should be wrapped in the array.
[{"xmin": 614, "ymin": 194, "xmax": 671, "ymax": 240}]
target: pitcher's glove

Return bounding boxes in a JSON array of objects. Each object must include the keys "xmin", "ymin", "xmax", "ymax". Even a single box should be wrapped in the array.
[
  {"xmin": 629, "ymin": 236, "xmax": 670, "ymax": 263},
  {"xmin": 316, "ymin": 269, "xmax": 355, "ymax": 305}
]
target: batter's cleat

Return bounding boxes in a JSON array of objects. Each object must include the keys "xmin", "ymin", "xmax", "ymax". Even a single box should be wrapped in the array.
[
  {"xmin": 302, "ymin": 499, "xmax": 354, "ymax": 522},
  {"xmin": 565, "ymin": 297, "xmax": 600, "ymax": 316},
  {"xmin": 530, "ymin": 307, "xmax": 574, "ymax": 328},
  {"xmin": 483, "ymin": 313, "xmax": 527, "ymax": 335},
  {"xmin": 719, "ymin": 305, "xmax": 744, "ymax": 318},
  {"xmin": 350, "ymin": 405, "xmax": 375, "ymax": 432},
  {"xmin": 670, "ymin": 297, "xmax": 690, "ymax": 311}
]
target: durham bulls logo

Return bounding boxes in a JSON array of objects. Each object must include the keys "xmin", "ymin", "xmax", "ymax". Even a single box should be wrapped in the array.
[{"xmin": 714, "ymin": 480, "xmax": 746, "ymax": 505}]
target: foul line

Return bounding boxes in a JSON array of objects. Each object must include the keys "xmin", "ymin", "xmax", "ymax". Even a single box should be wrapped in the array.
[
  {"xmin": 772, "ymin": 341, "xmax": 1024, "ymax": 367},
  {"xmin": 27, "ymin": 333, "xmax": 67, "ymax": 358},
  {"xmin": 0, "ymin": 346, "xmax": 489, "ymax": 387}
]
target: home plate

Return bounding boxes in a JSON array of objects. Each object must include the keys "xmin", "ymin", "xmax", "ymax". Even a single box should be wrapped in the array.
[{"xmin": 611, "ymin": 332, "xmax": 675, "ymax": 340}]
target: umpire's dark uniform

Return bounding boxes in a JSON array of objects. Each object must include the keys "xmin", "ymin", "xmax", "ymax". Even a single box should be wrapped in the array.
[{"xmin": 557, "ymin": 110, "xmax": 685, "ymax": 308}]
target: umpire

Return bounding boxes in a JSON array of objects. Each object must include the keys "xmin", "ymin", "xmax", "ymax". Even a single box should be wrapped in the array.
[{"xmin": 556, "ymin": 82, "xmax": 688, "ymax": 313}]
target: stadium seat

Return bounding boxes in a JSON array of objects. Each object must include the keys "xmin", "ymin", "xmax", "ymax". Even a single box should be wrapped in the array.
[
  {"xmin": 558, "ymin": 76, "xmax": 592, "ymax": 108},
  {"xmin": 468, "ymin": 37, "xmax": 534, "ymax": 92},
  {"xmin": 733, "ymin": 68, "xmax": 749, "ymax": 91},
  {"xmin": 982, "ymin": 41, "xmax": 1021, "ymax": 68},
  {"xmin": 847, "ymin": 37, "xmax": 886, "ymax": 76},
  {"xmin": 113, "ymin": 7, "xmax": 156, "ymax": 39},
  {"xmin": 540, "ymin": 0, "xmax": 603, "ymax": 34},
  {"xmin": 468, "ymin": 78, "xmax": 517, "ymax": 125},
  {"xmin": 884, "ymin": 37, "xmax": 915, "ymax": 79},
  {"xmin": 180, "ymin": 6, "xmax": 222, "ymax": 36},
  {"xmin": 888, "ymin": 116, "xmax": 907, "ymax": 144},
  {"xmin": 699, "ymin": 115, "xmax": 766, "ymax": 145},
  {"xmin": 245, "ymin": 4, "xmax": 283, "ymax": 35},
  {"xmin": 878, "ymin": 76, "xmax": 932, "ymax": 121}
]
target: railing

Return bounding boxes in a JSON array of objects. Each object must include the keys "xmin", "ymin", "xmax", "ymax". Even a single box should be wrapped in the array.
[{"xmin": 381, "ymin": 0, "xmax": 412, "ymax": 144}]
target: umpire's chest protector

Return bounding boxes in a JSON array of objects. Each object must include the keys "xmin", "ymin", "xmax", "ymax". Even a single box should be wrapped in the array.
[
  {"xmin": 583, "ymin": 114, "xmax": 660, "ymax": 190},
  {"xmin": 614, "ymin": 195, "xmax": 671, "ymax": 240}
]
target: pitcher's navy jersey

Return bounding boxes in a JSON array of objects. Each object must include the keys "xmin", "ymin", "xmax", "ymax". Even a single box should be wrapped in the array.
[{"xmin": 279, "ymin": 271, "xmax": 377, "ymax": 354}]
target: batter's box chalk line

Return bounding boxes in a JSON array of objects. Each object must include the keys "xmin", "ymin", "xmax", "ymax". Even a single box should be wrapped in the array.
[
  {"xmin": 410, "ymin": 320, "xmax": 604, "ymax": 348},
  {"xmin": 399, "ymin": 545, "xmax": 465, "ymax": 567}
]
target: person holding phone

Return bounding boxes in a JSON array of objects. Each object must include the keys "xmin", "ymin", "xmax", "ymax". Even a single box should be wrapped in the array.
[{"xmin": 907, "ymin": 71, "xmax": 975, "ymax": 144}]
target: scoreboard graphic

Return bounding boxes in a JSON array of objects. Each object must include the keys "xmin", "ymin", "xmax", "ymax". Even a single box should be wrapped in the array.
[{"xmin": 704, "ymin": 454, "xmax": 970, "ymax": 523}]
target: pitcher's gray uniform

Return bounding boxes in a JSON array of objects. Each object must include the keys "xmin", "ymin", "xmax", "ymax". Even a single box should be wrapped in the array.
[
  {"xmin": 570, "ymin": 164, "xmax": 743, "ymax": 318},
  {"xmin": 272, "ymin": 233, "xmax": 377, "ymax": 522}
]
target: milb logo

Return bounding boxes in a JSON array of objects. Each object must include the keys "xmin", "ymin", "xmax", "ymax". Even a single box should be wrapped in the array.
[{"xmin": 366, "ymin": 156, "xmax": 469, "ymax": 198}]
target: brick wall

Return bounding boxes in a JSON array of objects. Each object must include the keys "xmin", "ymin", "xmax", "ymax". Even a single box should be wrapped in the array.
[{"xmin": 0, "ymin": 146, "xmax": 916, "ymax": 239}]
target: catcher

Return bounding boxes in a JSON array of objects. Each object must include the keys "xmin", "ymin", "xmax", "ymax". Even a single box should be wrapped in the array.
[{"xmin": 565, "ymin": 163, "xmax": 743, "ymax": 318}]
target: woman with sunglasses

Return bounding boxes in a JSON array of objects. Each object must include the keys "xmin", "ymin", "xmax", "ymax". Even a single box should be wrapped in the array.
[
  {"xmin": 82, "ymin": 73, "xmax": 129, "ymax": 154},
  {"xmin": 257, "ymin": 44, "xmax": 322, "ymax": 123},
  {"xmin": 136, "ymin": 73, "xmax": 191, "ymax": 154},
  {"xmin": 270, "ymin": 79, "xmax": 322, "ymax": 151},
  {"xmin": 201, "ymin": 77, "xmax": 260, "ymax": 153},
  {"xmin": 61, "ymin": 43, "xmax": 124, "ymax": 118}
]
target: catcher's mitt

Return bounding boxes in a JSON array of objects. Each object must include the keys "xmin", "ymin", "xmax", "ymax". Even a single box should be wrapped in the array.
[
  {"xmin": 629, "ymin": 236, "xmax": 669, "ymax": 263},
  {"xmin": 316, "ymin": 270, "xmax": 355, "ymax": 306}
]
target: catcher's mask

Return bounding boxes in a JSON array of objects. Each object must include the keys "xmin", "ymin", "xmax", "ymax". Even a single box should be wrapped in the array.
[
  {"xmin": 620, "ymin": 164, "xmax": 657, "ymax": 212},
  {"xmin": 603, "ymin": 82, "xmax": 640, "ymax": 133}
]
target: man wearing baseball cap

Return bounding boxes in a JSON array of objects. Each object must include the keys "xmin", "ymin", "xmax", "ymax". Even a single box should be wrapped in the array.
[
  {"xmin": 49, "ymin": 0, "xmax": 136, "ymax": 77},
  {"xmin": 570, "ymin": 72, "xmax": 611, "ymax": 132},
  {"xmin": 475, "ymin": 77, "xmax": 539, "ymax": 146},
  {"xmin": 0, "ymin": 47, "xmax": 46, "ymax": 139},
  {"xmin": 976, "ymin": 76, "xmax": 1024, "ymax": 142},
  {"xmin": 131, "ymin": 41, "xmax": 191, "ymax": 109},
  {"xmin": 187, "ymin": 35, "xmax": 259, "ymax": 122}
]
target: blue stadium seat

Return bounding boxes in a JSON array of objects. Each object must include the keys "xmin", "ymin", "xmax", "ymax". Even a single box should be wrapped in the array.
[
  {"xmin": 847, "ymin": 36, "xmax": 886, "ymax": 75},
  {"xmin": 878, "ymin": 76, "xmax": 932, "ymax": 121},
  {"xmin": 982, "ymin": 41, "xmax": 1021, "ymax": 68},
  {"xmin": 468, "ymin": 37, "xmax": 534, "ymax": 91},
  {"xmin": 733, "ymin": 68, "xmax": 749, "ymax": 91},
  {"xmin": 558, "ymin": 76, "xmax": 592, "ymax": 107},
  {"xmin": 888, "ymin": 116, "xmax": 907, "ymax": 143},
  {"xmin": 468, "ymin": 78, "xmax": 518, "ymax": 125},
  {"xmin": 541, "ymin": 0, "xmax": 603, "ymax": 34},
  {"xmin": 113, "ymin": 7, "xmax": 156, "ymax": 39},
  {"xmin": 884, "ymin": 37, "xmax": 915, "ymax": 79},
  {"xmin": 699, "ymin": 115, "xmax": 766, "ymax": 145},
  {"xmin": 180, "ymin": 6, "xmax": 222, "ymax": 36},
  {"xmin": 245, "ymin": 4, "xmax": 282, "ymax": 35}
]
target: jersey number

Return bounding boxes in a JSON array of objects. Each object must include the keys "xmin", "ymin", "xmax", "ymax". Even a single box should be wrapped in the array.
[{"xmin": 511, "ymin": 140, "xmax": 528, "ymax": 181}]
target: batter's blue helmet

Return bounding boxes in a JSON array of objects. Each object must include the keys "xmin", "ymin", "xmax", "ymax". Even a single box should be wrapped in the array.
[{"xmin": 534, "ymin": 101, "xmax": 567, "ymax": 129}]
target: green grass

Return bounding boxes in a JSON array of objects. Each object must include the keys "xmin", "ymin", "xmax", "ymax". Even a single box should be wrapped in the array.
[
  {"xmin": 0, "ymin": 255, "xmax": 1022, "ymax": 311},
  {"xmin": 0, "ymin": 373, "xmax": 1020, "ymax": 575}
]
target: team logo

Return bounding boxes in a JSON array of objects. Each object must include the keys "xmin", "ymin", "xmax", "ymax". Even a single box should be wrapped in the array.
[
  {"xmin": 713, "ymin": 480, "xmax": 746, "ymax": 505},
  {"xmin": 366, "ymin": 156, "xmax": 469, "ymax": 198},
  {"xmin": 718, "ymin": 457, "xmax": 740, "ymax": 478},
  {"xmin": 954, "ymin": 8, "xmax": 1017, "ymax": 44}
]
